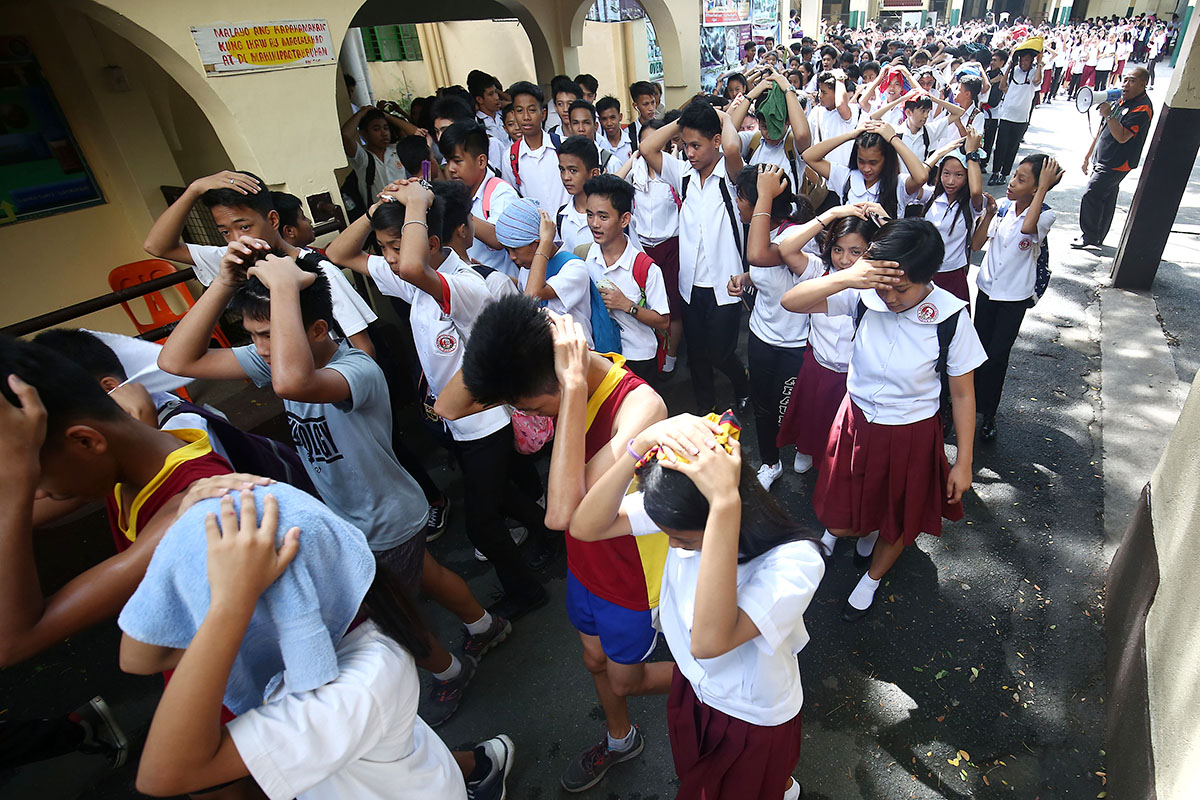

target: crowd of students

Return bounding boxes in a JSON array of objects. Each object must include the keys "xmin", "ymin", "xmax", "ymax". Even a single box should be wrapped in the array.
[{"xmin": 1, "ymin": 9, "xmax": 1170, "ymax": 799}]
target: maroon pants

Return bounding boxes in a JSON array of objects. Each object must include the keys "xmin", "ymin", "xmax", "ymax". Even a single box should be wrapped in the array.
[{"xmin": 667, "ymin": 667, "xmax": 803, "ymax": 799}]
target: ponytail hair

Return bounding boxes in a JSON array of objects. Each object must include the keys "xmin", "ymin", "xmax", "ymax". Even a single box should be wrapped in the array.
[{"xmin": 734, "ymin": 166, "xmax": 814, "ymax": 226}]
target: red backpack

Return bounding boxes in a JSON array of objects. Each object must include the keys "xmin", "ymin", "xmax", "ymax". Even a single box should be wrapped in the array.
[
  {"xmin": 508, "ymin": 133, "xmax": 562, "ymax": 189},
  {"xmin": 631, "ymin": 251, "xmax": 670, "ymax": 371}
]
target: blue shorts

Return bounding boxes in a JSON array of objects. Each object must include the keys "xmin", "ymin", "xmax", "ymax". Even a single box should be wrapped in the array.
[{"xmin": 566, "ymin": 570, "xmax": 658, "ymax": 665}]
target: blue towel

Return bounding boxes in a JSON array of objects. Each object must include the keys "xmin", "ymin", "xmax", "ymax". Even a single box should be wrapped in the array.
[{"xmin": 118, "ymin": 483, "xmax": 375, "ymax": 715}]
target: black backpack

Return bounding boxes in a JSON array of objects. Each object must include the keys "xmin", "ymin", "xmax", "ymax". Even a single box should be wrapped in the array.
[{"xmin": 157, "ymin": 399, "xmax": 320, "ymax": 499}]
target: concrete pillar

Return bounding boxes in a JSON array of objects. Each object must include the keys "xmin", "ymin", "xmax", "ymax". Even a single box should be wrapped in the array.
[
  {"xmin": 1110, "ymin": 6, "xmax": 1200, "ymax": 288},
  {"xmin": 339, "ymin": 28, "xmax": 374, "ymax": 106},
  {"xmin": 799, "ymin": 0, "xmax": 822, "ymax": 41}
]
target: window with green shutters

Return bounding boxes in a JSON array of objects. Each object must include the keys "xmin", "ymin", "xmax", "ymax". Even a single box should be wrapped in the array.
[{"xmin": 361, "ymin": 25, "xmax": 423, "ymax": 62}]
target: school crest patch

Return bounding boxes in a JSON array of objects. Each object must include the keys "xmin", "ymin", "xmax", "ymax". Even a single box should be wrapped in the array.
[
  {"xmin": 436, "ymin": 333, "xmax": 459, "ymax": 354},
  {"xmin": 1018, "ymin": 237, "xmax": 1033, "ymax": 251},
  {"xmin": 916, "ymin": 302, "xmax": 939, "ymax": 323}
]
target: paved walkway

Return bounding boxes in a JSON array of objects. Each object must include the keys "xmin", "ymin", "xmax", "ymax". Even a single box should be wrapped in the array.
[{"xmin": 4, "ymin": 66, "xmax": 1199, "ymax": 800}]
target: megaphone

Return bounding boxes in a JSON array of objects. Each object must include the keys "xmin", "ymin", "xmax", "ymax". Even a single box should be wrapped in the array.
[{"xmin": 1076, "ymin": 87, "xmax": 1122, "ymax": 113}]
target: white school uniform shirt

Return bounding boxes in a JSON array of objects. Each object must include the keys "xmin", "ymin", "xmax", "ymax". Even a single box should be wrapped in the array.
[
  {"xmin": 501, "ymin": 136, "xmax": 569, "ymax": 212},
  {"xmin": 657, "ymin": 153, "xmax": 741, "ymax": 306},
  {"xmin": 583, "ymin": 237, "xmax": 669, "ymax": 361},
  {"xmin": 809, "ymin": 104, "xmax": 860, "ymax": 169},
  {"xmin": 827, "ymin": 163, "xmax": 912, "ymax": 211},
  {"xmin": 601, "ymin": 133, "xmax": 633, "ymax": 166},
  {"xmin": 826, "ymin": 285, "xmax": 987, "ymax": 425},
  {"xmin": 797, "ymin": 256, "xmax": 855, "ymax": 372},
  {"xmin": 998, "ymin": 65, "xmax": 1037, "ymax": 124},
  {"xmin": 976, "ymin": 200, "xmax": 1056, "ymax": 302},
  {"xmin": 476, "ymin": 109, "xmax": 510, "ymax": 150},
  {"xmin": 749, "ymin": 224, "xmax": 810, "ymax": 348},
  {"xmin": 518, "ymin": 256, "xmax": 594, "ymax": 345},
  {"xmin": 911, "ymin": 185, "xmax": 984, "ymax": 273},
  {"xmin": 554, "ymin": 199, "xmax": 593, "ymax": 253},
  {"xmin": 628, "ymin": 158, "xmax": 680, "ymax": 247},
  {"xmin": 899, "ymin": 115, "xmax": 949, "ymax": 161},
  {"xmin": 737, "ymin": 131, "xmax": 801, "ymax": 180},
  {"xmin": 185, "ymin": 244, "xmax": 377, "ymax": 338},
  {"xmin": 365, "ymin": 249, "xmax": 511, "ymax": 442},
  {"xmin": 623, "ymin": 492, "xmax": 824, "ymax": 726},
  {"xmin": 468, "ymin": 176, "xmax": 520, "ymax": 278},
  {"xmin": 227, "ymin": 623, "xmax": 466, "ymax": 800},
  {"xmin": 879, "ymin": 104, "xmax": 906, "ymax": 128},
  {"xmin": 350, "ymin": 143, "xmax": 408, "ymax": 206},
  {"xmin": 1097, "ymin": 43, "xmax": 1116, "ymax": 71}
]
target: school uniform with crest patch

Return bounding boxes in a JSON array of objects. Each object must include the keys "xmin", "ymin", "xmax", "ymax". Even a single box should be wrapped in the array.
[{"xmin": 814, "ymin": 285, "xmax": 987, "ymax": 545}]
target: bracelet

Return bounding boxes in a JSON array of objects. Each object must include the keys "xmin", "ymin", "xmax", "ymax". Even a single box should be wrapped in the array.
[
  {"xmin": 626, "ymin": 438, "xmax": 641, "ymax": 460},
  {"xmin": 402, "ymin": 220, "xmax": 427, "ymax": 230},
  {"xmin": 817, "ymin": 215, "xmax": 828, "ymax": 229},
  {"xmin": 365, "ymin": 206, "xmax": 374, "ymax": 221},
  {"xmin": 889, "ymin": 133, "xmax": 901, "ymax": 144},
  {"xmin": 751, "ymin": 212, "xmax": 772, "ymax": 219},
  {"xmin": 533, "ymin": 250, "xmax": 551, "ymax": 260}
]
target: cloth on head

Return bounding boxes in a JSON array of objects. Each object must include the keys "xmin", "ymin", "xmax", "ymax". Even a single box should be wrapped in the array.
[
  {"xmin": 495, "ymin": 197, "xmax": 544, "ymax": 247},
  {"xmin": 118, "ymin": 483, "xmax": 376, "ymax": 715},
  {"xmin": 757, "ymin": 85, "xmax": 790, "ymax": 142},
  {"xmin": 635, "ymin": 410, "xmax": 742, "ymax": 468},
  {"xmin": 85, "ymin": 329, "xmax": 194, "ymax": 394},
  {"xmin": 1014, "ymin": 35, "xmax": 1043, "ymax": 54}
]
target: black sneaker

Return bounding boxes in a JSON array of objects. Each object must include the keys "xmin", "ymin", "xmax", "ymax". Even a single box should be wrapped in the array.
[
  {"xmin": 1070, "ymin": 235, "xmax": 1099, "ymax": 250},
  {"xmin": 466, "ymin": 734, "xmax": 515, "ymax": 800},
  {"xmin": 487, "ymin": 585, "xmax": 549, "ymax": 622},
  {"xmin": 560, "ymin": 727, "xmax": 645, "ymax": 793},
  {"xmin": 525, "ymin": 535, "xmax": 561, "ymax": 571},
  {"xmin": 422, "ymin": 655, "xmax": 477, "ymax": 728},
  {"xmin": 980, "ymin": 416, "xmax": 998, "ymax": 442},
  {"xmin": 425, "ymin": 499, "xmax": 450, "ymax": 542},
  {"xmin": 734, "ymin": 395, "xmax": 751, "ymax": 416},
  {"xmin": 72, "ymin": 696, "xmax": 129, "ymax": 768},
  {"xmin": 463, "ymin": 615, "xmax": 512, "ymax": 662}
]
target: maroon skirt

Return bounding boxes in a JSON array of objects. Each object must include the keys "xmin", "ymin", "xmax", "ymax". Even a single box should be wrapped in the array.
[
  {"xmin": 666, "ymin": 667, "xmax": 803, "ymax": 800},
  {"xmin": 932, "ymin": 267, "xmax": 971, "ymax": 312},
  {"xmin": 645, "ymin": 237, "xmax": 682, "ymax": 317},
  {"xmin": 776, "ymin": 356, "xmax": 848, "ymax": 457},
  {"xmin": 814, "ymin": 396, "xmax": 963, "ymax": 546}
]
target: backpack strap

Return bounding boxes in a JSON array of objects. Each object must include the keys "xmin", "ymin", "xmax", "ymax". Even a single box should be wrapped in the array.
[
  {"xmin": 851, "ymin": 297, "xmax": 869, "ymax": 336},
  {"xmin": 549, "ymin": 131, "xmax": 563, "ymax": 149},
  {"xmin": 632, "ymin": 251, "xmax": 654, "ymax": 306},
  {"xmin": 716, "ymin": 178, "xmax": 744, "ymax": 260},
  {"xmin": 922, "ymin": 126, "xmax": 931, "ymax": 158},
  {"xmin": 600, "ymin": 150, "xmax": 612, "ymax": 172},
  {"xmin": 782, "ymin": 131, "xmax": 801, "ymax": 189},
  {"xmin": 509, "ymin": 140, "xmax": 522, "ymax": 188},
  {"xmin": 681, "ymin": 175, "xmax": 690, "ymax": 203},
  {"xmin": 364, "ymin": 150, "xmax": 377, "ymax": 198},
  {"xmin": 747, "ymin": 131, "xmax": 762, "ymax": 159},
  {"xmin": 471, "ymin": 263, "xmax": 497, "ymax": 280},
  {"xmin": 480, "ymin": 176, "xmax": 501, "ymax": 219},
  {"xmin": 556, "ymin": 203, "xmax": 569, "ymax": 239},
  {"xmin": 935, "ymin": 309, "xmax": 963, "ymax": 376}
]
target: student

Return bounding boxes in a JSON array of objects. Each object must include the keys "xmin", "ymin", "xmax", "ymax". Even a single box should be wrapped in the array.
[
  {"xmin": 727, "ymin": 70, "xmax": 812, "ymax": 185},
  {"xmin": 439, "ymin": 121, "xmax": 521, "ymax": 278},
  {"xmin": 909, "ymin": 129, "xmax": 986, "ymax": 305},
  {"xmin": 639, "ymin": 101, "xmax": 751, "ymax": 415},
  {"xmin": 972, "ymin": 155, "xmax": 1063, "ymax": 442},
  {"xmin": 870, "ymin": 90, "xmax": 965, "ymax": 160},
  {"xmin": 158, "ymin": 248, "xmax": 504, "ymax": 725},
  {"xmin": 433, "ymin": 180, "xmax": 520, "ymax": 300},
  {"xmin": 502, "ymin": 102, "xmax": 522, "ymax": 145},
  {"xmin": 568, "ymin": 412, "xmax": 821, "ymax": 800},
  {"xmin": 775, "ymin": 207, "xmax": 880, "ymax": 481},
  {"xmin": 468, "ymin": 69, "xmax": 510, "ymax": 150},
  {"xmin": 729, "ymin": 165, "xmax": 813, "ymax": 491},
  {"xmin": 396, "ymin": 135, "xmax": 441, "ymax": 182},
  {"xmin": 805, "ymin": 70, "xmax": 860, "ymax": 170},
  {"xmin": 567, "ymin": 100, "xmax": 616, "ymax": 172},
  {"xmin": 581, "ymin": 175, "xmax": 670, "ymax": 384},
  {"xmin": 575, "ymin": 72, "xmax": 600, "ymax": 104},
  {"xmin": 494, "ymin": 197, "xmax": 596, "ymax": 344},
  {"xmin": 122, "ymin": 486, "xmax": 514, "ymax": 800},
  {"xmin": 989, "ymin": 46, "xmax": 1043, "ymax": 186},
  {"xmin": 781, "ymin": 219, "xmax": 987, "ymax": 620},
  {"xmin": 143, "ymin": 170, "xmax": 377, "ymax": 358},
  {"xmin": 271, "ymin": 192, "xmax": 317, "ymax": 248},
  {"xmin": 325, "ymin": 182, "xmax": 555, "ymax": 621},
  {"xmin": 627, "ymin": 81, "xmax": 659, "ymax": 156},
  {"xmin": 502, "ymin": 81, "xmax": 569, "ymax": 212},
  {"xmin": 442, "ymin": 298, "xmax": 669, "ymax": 794},
  {"xmin": 341, "ymin": 105, "xmax": 420, "ymax": 201},
  {"xmin": 548, "ymin": 76, "xmax": 584, "ymax": 137},
  {"xmin": 802, "ymin": 119, "xmax": 930, "ymax": 220},
  {"xmin": 619, "ymin": 121, "xmax": 682, "ymax": 374},
  {"xmin": 555, "ymin": 136, "xmax": 605, "ymax": 252},
  {"xmin": 596, "ymin": 97, "xmax": 634, "ymax": 165}
]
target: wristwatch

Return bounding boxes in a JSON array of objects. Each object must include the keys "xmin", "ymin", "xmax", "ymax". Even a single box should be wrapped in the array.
[
  {"xmin": 628, "ymin": 304, "xmax": 638, "ymax": 316},
  {"xmin": 965, "ymin": 150, "xmax": 983, "ymax": 163}
]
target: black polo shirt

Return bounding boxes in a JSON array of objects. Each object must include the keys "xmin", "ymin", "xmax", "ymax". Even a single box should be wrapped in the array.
[{"xmin": 1095, "ymin": 91, "xmax": 1153, "ymax": 172}]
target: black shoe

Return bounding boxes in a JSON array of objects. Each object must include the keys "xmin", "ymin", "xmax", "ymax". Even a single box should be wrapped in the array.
[
  {"xmin": 734, "ymin": 395, "xmax": 751, "ymax": 416},
  {"xmin": 487, "ymin": 586, "xmax": 549, "ymax": 622},
  {"xmin": 72, "ymin": 696, "xmax": 129, "ymax": 768},
  {"xmin": 421, "ymin": 654, "xmax": 477, "ymax": 728},
  {"xmin": 1070, "ymin": 235, "xmax": 1099, "ymax": 249},
  {"xmin": 986, "ymin": 172, "xmax": 1001, "ymax": 186},
  {"xmin": 842, "ymin": 595, "xmax": 875, "ymax": 622},
  {"xmin": 525, "ymin": 536, "xmax": 561, "ymax": 571},
  {"xmin": 980, "ymin": 416, "xmax": 998, "ymax": 442},
  {"xmin": 424, "ymin": 498, "xmax": 450, "ymax": 542}
]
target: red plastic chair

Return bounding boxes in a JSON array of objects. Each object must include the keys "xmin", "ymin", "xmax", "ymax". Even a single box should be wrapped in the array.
[{"xmin": 108, "ymin": 259, "xmax": 231, "ymax": 347}]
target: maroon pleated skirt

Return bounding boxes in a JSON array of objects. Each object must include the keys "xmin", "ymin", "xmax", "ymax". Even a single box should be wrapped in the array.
[
  {"xmin": 932, "ymin": 267, "xmax": 971, "ymax": 312},
  {"xmin": 776, "ymin": 356, "xmax": 848, "ymax": 457},
  {"xmin": 814, "ymin": 396, "xmax": 963, "ymax": 546},
  {"xmin": 666, "ymin": 668, "xmax": 803, "ymax": 800},
  {"xmin": 645, "ymin": 237, "xmax": 682, "ymax": 316}
]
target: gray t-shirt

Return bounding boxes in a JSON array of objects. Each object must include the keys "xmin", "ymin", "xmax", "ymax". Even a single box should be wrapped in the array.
[{"xmin": 234, "ymin": 341, "xmax": 427, "ymax": 551}]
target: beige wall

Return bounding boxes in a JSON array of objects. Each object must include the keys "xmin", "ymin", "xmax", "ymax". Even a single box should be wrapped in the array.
[{"xmin": 439, "ymin": 20, "xmax": 538, "ymax": 90}]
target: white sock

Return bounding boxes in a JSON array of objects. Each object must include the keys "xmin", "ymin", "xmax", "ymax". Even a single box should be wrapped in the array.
[
  {"xmin": 856, "ymin": 530, "xmax": 880, "ymax": 557},
  {"xmin": 848, "ymin": 573, "xmax": 881, "ymax": 611},
  {"xmin": 783, "ymin": 777, "xmax": 801, "ymax": 800},
  {"xmin": 432, "ymin": 654, "xmax": 463, "ymax": 682},
  {"xmin": 464, "ymin": 611, "xmax": 493, "ymax": 635},
  {"xmin": 819, "ymin": 530, "xmax": 837, "ymax": 557},
  {"xmin": 607, "ymin": 725, "xmax": 637, "ymax": 753},
  {"xmin": 663, "ymin": 354, "xmax": 677, "ymax": 372}
]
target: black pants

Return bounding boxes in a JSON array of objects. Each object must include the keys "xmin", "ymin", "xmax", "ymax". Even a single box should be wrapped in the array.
[
  {"xmin": 973, "ymin": 290, "xmax": 1029, "ymax": 419},
  {"xmin": 0, "ymin": 716, "xmax": 84, "ymax": 769},
  {"xmin": 681, "ymin": 287, "xmax": 750, "ymax": 412},
  {"xmin": 452, "ymin": 424, "xmax": 549, "ymax": 601},
  {"xmin": 992, "ymin": 120, "xmax": 1029, "ymax": 178},
  {"xmin": 625, "ymin": 357, "xmax": 659, "ymax": 388},
  {"xmin": 1068, "ymin": 72, "xmax": 1084, "ymax": 98},
  {"xmin": 1080, "ymin": 166, "xmax": 1128, "ymax": 246},
  {"xmin": 1094, "ymin": 69, "xmax": 1111, "ymax": 90},
  {"xmin": 982, "ymin": 117, "xmax": 1000, "ymax": 170},
  {"xmin": 1048, "ymin": 67, "xmax": 1065, "ymax": 99},
  {"xmin": 747, "ymin": 335, "xmax": 806, "ymax": 466}
]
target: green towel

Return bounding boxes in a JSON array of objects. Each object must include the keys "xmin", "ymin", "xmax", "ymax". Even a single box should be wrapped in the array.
[{"xmin": 758, "ymin": 84, "xmax": 789, "ymax": 142}]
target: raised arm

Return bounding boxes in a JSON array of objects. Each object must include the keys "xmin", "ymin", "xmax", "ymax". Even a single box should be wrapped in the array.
[
  {"xmin": 324, "ymin": 206, "xmax": 377, "ymax": 275},
  {"xmin": 776, "ymin": 203, "xmax": 868, "ymax": 273},
  {"xmin": 522, "ymin": 211, "xmax": 562, "ymax": 302},
  {"xmin": 746, "ymin": 166, "xmax": 790, "ymax": 267},
  {"xmin": 717, "ymin": 108, "xmax": 745, "ymax": 176},
  {"xmin": 340, "ymin": 106, "xmax": 372, "ymax": 159},
  {"xmin": 638, "ymin": 118, "xmax": 679, "ymax": 176},
  {"xmin": 781, "ymin": 257, "xmax": 902, "ymax": 314},
  {"xmin": 1020, "ymin": 157, "xmax": 1062, "ymax": 236},
  {"xmin": 144, "ymin": 171, "xmax": 262, "ymax": 264},
  {"xmin": 964, "ymin": 128, "xmax": 985, "ymax": 210},
  {"xmin": 871, "ymin": 120, "xmax": 931, "ymax": 192},
  {"xmin": 972, "ymin": 192, "xmax": 997, "ymax": 251},
  {"xmin": 802, "ymin": 124, "xmax": 861, "ymax": 180}
]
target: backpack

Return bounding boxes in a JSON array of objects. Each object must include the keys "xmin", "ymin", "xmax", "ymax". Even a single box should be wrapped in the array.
[
  {"xmin": 747, "ymin": 130, "xmax": 801, "ymax": 190},
  {"xmin": 339, "ymin": 152, "xmax": 377, "ymax": 222},
  {"xmin": 852, "ymin": 298, "xmax": 963, "ymax": 401},
  {"xmin": 545, "ymin": 251, "xmax": 623, "ymax": 354},
  {"xmin": 997, "ymin": 199, "xmax": 1052, "ymax": 305},
  {"xmin": 157, "ymin": 399, "xmax": 320, "ymax": 498},
  {"xmin": 599, "ymin": 149, "xmax": 613, "ymax": 172},
  {"xmin": 479, "ymin": 175, "xmax": 503, "ymax": 219},
  {"xmin": 631, "ymin": 251, "xmax": 671, "ymax": 371},
  {"xmin": 508, "ymin": 133, "xmax": 563, "ymax": 189}
]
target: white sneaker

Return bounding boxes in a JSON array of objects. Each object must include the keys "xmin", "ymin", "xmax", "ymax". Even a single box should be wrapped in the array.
[
  {"xmin": 756, "ymin": 462, "xmax": 784, "ymax": 491},
  {"xmin": 793, "ymin": 451, "xmax": 813, "ymax": 474},
  {"xmin": 662, "ymin": 354, "xmax": 677, "ymax": 374},
  {"xmin": 475, "ymin": 527, "xmax": 529, "ymax": 562}
]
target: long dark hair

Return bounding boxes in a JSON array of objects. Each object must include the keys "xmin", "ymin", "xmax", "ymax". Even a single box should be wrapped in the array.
[
  {"xmin": 821, "ymin": 215, "xmax": 880, "ymax": 268},
  {"xmin": 362, "ymin": 570, "xmax": 433, "ymax": 661},
  {"xmin": 845, "ymin": 131, "xmax": 901, "ymax": 218},
  {"xmin": 923, "ymin": 154, "xmax": 976, "ymax": 267},
  {"xmin": 734, "ymin": 165, "xmax": 815, "ymax": 227},
  {"xmin": 635, "ymin": 456, "xmax": 819, "ymax": 564}
]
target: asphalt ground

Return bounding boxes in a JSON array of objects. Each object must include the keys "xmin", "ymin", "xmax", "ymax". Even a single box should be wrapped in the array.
[{"xmin": 7, "ymin": 64, "xmax": 1199, "ymax": 800}]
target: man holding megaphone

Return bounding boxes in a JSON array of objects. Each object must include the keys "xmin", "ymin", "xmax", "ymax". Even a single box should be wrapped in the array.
[{"xmin": 1072, "ymin": 66, "xmax": 1153, "ymax": 250}]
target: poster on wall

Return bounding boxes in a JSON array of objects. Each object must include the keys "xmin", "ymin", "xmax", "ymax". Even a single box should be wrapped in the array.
[
  {"xmin": 0, "ymin": 37, "xmax": 104, "ymax": 226},
  {"xmin": 751, "ymin": 0, "xmax": 777, "ymax": 21},
  {"xmin": 701, "ymin": 25, "xmax": 728, "ymax": 67},
  {"xmin": 646, "ymin": 18, "xmax": 664, "ymax": 80},
  {"xmin": 191, "ymin": 19, "xmax": 336, "ymax": 76},
  {"xmin": 703, "ymin": 0, "xmax": 752, "ymax": 26},
  {"xmin": 587, "ymin": 0, "xmax": 646, "ymax": 22}
]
